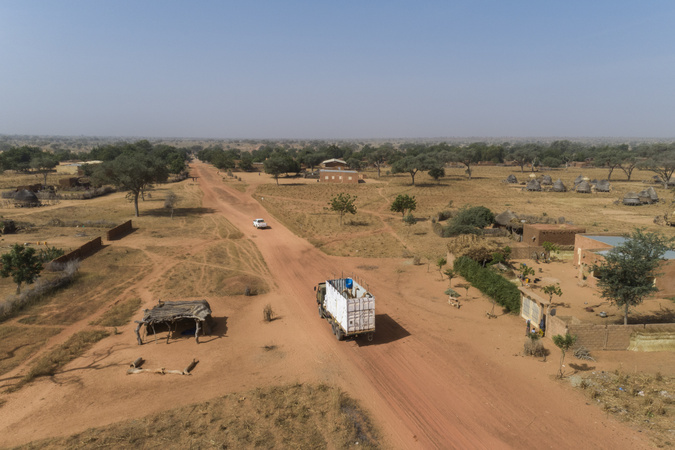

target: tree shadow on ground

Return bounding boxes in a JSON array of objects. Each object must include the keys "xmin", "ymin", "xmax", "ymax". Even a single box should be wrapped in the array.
[
  {"xmin": 628, "ymin": 308, "xmax": 675, "ymax": 324},
  {"xmin": 569, "ymin": 362, "xmax": 595, "ymax": 372},
  {"xmin": 141, "ymin": 207, "xmax": 216, "ymax": 218},
  {"xmin": 356, "ymin": 314, "xmax": 410, "ymax": 347}
]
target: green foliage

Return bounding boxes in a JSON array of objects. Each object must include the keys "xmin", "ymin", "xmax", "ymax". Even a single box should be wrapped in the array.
[
  {"xmin": 542, "ymin": 284, "xmax": 563, "ymax": 302},
  {"xmin": 402, "ymin": 213, "xmax": 416, "ymax": 226},
  {"xmin": 445, "ymin": 288, "xmax": 460, "ymax": 297},
  {"xmin": 519, "ymin": 263, "xmax": 535, "ymax": 280},
  {"xmin": 453, "ymin": 256, "xmax": 520, "ymax": 313},
  {"xmin": 428, "ymin": 166, "xmax": 445, "ymax": 181},
  {"xmin": 0, "ymin": 244, "xmax": 43, "ymax": 294},
  {"xmin": 91, "ymin": 145, "xmax": 170, "ymax": 217},
  {"xmin": 592, "ymin": 228, "xmax": 675, "ymax": 325},
  {"xmin": 390, "ymin": 194, "xmax": 417, "ymax": 217},
  {"xmin": 37, "ymin": 246, "xmax": 65, "ymax": 263},
  {"xmin": 436, "ymin": 257, "xmax": 447, "ymax": 278},
  {"xmin": 441, "ymin": 205, "xmax": 494, "ymax": 237},
  {"xmin": 542, "ymin": 241, "xmax": 560, "ymax": 261},
  {"xmin": 552, "ymin": 333, "xmax": 578, "ymax": 378},
  {"xmin": 329, "ymin": 193, "xmax": 357, "ymax": 226}
]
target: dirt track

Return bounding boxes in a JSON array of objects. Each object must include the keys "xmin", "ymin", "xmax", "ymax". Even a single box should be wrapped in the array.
[{"xmin": 0, "ymin": 162, "xmax": 649, "ymax": 448}]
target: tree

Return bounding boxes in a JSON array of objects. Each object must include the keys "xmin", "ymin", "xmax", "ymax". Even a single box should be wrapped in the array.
[
  {"xmin": 366, "ymin": 146, "xmax": 393, "ymax": 178},
  {"xmin": 436, "ymin": 257, "xmax": 447, "ymax": 279},
  {"xmin": 592, "ymin": 229, "xmax": 675, "ymax": 325},
  {"xmin": 391, "ymin": 155, "xmax": 436, "ymax": 185},
  {"xmin": 390, "ymin": 194, "xmax": 417, "ymax": 218},
  {"xmin": 444, "ymin": 268, "xmax": 455, "ymax": 287},
  {"xmin": 403, "ymin": 212, "xmax": 416, "ymax": 234},
  {"xmin": 640, "ymin": 146, "xmax": 675, "ymax": 188},
  {"xmin": 542, "ymin": 284, "xmax": 563, "ymax": 304},
  {"xmin": 552, "ymin": 333, "xmax": 577, "ymax": 378},
  {"xmin": 329, "ymin": 193, "xmax": 357, "ymax": 226},
  {"xmin": 519, "ymin": 263, "xmax": 535, "ymax": 285},
  {"xmin": 1, "ymin": 244, "xmax": 43, "ymax": 294},
  {"xmin": 541, "ymin": 241, "xmax": 560, "ymax": 262},
  {"xmin": 164, "ymin": 191, "xmax": 178, "ymax": 219},
  {"xmin": 428, "ymin": 166, "xmax": 445, "ymax": 183},
  {"xmin": 92, "ymin": 152, "xmax": 169, "ymax": 217},
  {"xmin": 263, "ymin": 154, "xmax": 288, "ymax": 185},
  {"xmin": 30, "ymin": 153, "xmax": 59, "ymax": 186}
]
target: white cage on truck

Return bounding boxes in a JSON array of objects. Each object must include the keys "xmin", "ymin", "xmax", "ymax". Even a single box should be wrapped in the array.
[{"xmin": 315, "ymin": 277, "xmax": 375, "ymax": 341}]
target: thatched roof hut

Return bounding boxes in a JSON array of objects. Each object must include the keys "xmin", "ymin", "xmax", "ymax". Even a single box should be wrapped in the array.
[
  {"xmin": 541, "ymin": 175, "xmax": 553, "ymax": 185},
  {"xmin": 494, "ymin": 209, "xmax": 518, "ymax": 227},
  {"xmin": 506, "ymin": 174, "xmax": 518, "ymax": 184},
  {"xmin": 575, "ymin": 180, "xmax": 592, "ymax": 193},
  {"xmin": 638, "ymin": 187, "xmax": 659, "ymax": 204},
  {"xmin": 623, "ymin": 192, "xmax": 641, "ymax": 206},
  {"xmin": 574, "ymin": 174, "xmax": 584, "ymax": 185},
  {"xmin": 595, "ymin": 180, "xmax": 611, "ymax": 192},
  {"xmin": 135, "ymin": 300, "xmax": 213, "ymax": 345},
  {"xmin": 552, "ymin": 179, "xmax": 567, "ymax": 192},
  {"xmin": 13, "ymin": 189, "xmax": 40, "ymax": 207},
  {"xmin": 526, "ymin": 179, "xmax": 542, "ymax": 191}
]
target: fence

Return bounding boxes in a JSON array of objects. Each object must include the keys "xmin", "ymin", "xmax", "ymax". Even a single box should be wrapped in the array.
[
  {"xmin": 107, "ymin": 220, "xmax": 132, "ymax": 240},
  {"xmin": 51, "ymin": 237, "xmax": 103, "ymax": 265},
  {"xmin": 548, "ymin": 315, "xmax": 675, "ymax": 351}
]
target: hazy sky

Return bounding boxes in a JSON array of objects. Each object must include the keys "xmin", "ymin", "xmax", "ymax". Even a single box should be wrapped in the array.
[{"xmin": 2, "ymin": 1, "xmax": 674, "ymax": 139}]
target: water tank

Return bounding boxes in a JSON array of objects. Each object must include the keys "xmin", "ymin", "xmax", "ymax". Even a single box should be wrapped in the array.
[{"xmin": 345, "ymin": 278, "xmax": 353, "ymax": 289}]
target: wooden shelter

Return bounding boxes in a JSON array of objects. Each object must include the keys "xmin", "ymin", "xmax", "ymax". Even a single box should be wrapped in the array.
[{"xmin": 135, "ymin": 300, "xmax": 213, "ymax": 345}]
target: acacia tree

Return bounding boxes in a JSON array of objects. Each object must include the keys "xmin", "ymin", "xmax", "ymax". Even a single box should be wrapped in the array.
[
  {"xmin": 592, "ymin": 228, "xmax": 675, "ymax": 325},
  {"xmin": 640, "ymin": 147, "xmax": 675, "ymax": 188},
  {"xmin": 436, "ymin": 257, "xmax": 447, "ymax": 279},
  {"xmin": 93, "ymin": 152, "xmax": 169, "ymax": 217},
  {"xmin": 1, "ymin": 244, "xmax": 43, "ymax": 294},
  {"xmin": 164, "ymin": 191, "xmax": 178, "ymax": 219},
  {"xmin": 30, "ymin": 154, "xmax": 59, "ymax": 186},
  {"xmin": 542, "ymin": 284, "xmax": 563, "ymax": 304},
  {"xmin": 552, "ymin": 333, "xmax": 577, "ymax": 378},
  {"xmin": 329, "ymin": 193, "xmax": 357, "ymax": 226},
  {"xmin": 390, "ymin": 194, "xmax": 417, "ymax": 217},
  {"xmin": 541, "ymin": 241, "xmax": 560, "ymax": 262}
]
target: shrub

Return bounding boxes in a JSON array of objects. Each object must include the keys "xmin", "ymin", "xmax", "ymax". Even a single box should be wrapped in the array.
[
  {"xmin": 263, "ymin": 304, "xmax": 274, "ymax": 322},
  {"xmin": 453, "ymin": 256, "xmax": 520, "ymax": 313},
  {"xmin": 451, "ymin": 206, "xmax": 494, "ymax": 229},
  {"xmin": 524, "ymin": 337, "xmax": 546, "ymax": 357}
]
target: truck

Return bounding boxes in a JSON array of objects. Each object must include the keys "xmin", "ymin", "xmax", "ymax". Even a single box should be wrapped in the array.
[
  {"xmin": 253, "ymin": 218, "xmax": 268, "ymax": 229},
  {"xmin": 315, "ymin": 277, "xmax": 375, "ymax": 341}
]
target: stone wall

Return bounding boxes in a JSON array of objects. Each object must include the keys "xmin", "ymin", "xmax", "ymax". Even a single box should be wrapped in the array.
[{"xmin": 107, "ymin": 220, "xmax": 133, "ymax": 240}]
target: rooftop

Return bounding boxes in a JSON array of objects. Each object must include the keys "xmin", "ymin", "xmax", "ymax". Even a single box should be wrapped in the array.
[{"xmin": 587, "ymin": 235, "xmax": 675, "ymax": 260}]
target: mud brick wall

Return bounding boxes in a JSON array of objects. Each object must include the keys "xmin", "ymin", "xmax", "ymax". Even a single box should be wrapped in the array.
[
  {"xmin": 107, "ymin": 220, "xmax": 132, "ymax": 240},
  {"xmin": 51, "ymin": 237, "xmax": 103, "ymax": 265},
  {"xmin": 550, "ymin": 320, "xmax": 675, "ymax": 351}
]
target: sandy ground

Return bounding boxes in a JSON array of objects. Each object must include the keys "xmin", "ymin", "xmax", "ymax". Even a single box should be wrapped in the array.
[{"xmin": 0, "ymin": 162, "xmax": 666, "ymax": 449}]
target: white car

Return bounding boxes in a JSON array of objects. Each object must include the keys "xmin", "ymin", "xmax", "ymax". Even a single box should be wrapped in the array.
[{"xmin": 253, "ymin": 218, "xmax": 268, "ymax": 229}]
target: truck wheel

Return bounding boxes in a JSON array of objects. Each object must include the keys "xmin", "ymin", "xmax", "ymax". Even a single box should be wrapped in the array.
[
  {"xmin": 318, "ymin": 305, "xmax": 325, "ymax": 319},
  {"xmin": 336, "ymin": 327, "xmax": 344, "ymax": 341}
]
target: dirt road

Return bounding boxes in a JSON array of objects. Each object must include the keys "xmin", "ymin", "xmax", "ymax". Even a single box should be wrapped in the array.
[
  {"xmin": 0, "ymin": 162, "xmax": 648, "ymax": 449},
  {"xmin": 193, "ymin": 162, "xmax": 647, "ymax": 449}
]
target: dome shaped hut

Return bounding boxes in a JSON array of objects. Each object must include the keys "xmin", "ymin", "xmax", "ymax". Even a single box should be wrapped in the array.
[
  {"xmin": 595, "ymin": 180, "xmax": 611, "ymax": 192},
  {"xmin": 541, "ymin": 174, "xmax": 553, "ymax": 185},
  {"xmin": 575, "ymin": 180, "xmax": 592, "ymax": 194},
  {"xmin": 623, "ymin": 192, "xmax": 641, "ymax": 206},
  {"xmin": 574, "ymin": 174, "xmax": 584, "ymax": 185},
  {"xmin": 505, "ymin": 174, "xmax": 518, "ymax": 184},
  {"xmin": 552, "ymin": 179, "xmax": 567, "ymax": 192},
  {"xmin": 526, "ymin": 179, "xmax": 542, "ymax": 191},
  {"xmin": 13, "ymin": 189, "xmax": 40, "ymax": 208}
]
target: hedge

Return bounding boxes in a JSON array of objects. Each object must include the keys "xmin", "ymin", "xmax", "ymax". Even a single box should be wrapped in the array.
[{"xmin": 453, "ymin": 256, "xmax": 521, "ymax": 313}]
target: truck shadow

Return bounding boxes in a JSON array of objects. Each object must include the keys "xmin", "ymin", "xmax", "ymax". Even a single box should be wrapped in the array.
[{"xmin": 356, "ymin": 314, "xmax": 410, "ymax": 346}]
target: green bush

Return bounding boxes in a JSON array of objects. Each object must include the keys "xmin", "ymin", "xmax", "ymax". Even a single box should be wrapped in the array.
[
  {"xmin": 453, "ymin": 256, "xmax": 520, "ymax": 313},
  {"xmin": 452, "ymin": 206, "xmax": 494, "ymax": 229}
]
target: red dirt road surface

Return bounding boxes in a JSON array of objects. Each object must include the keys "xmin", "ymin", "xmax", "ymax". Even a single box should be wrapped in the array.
[{"xmin": 0, "ymin": 161, "xmax": 649, "ymax": 449}]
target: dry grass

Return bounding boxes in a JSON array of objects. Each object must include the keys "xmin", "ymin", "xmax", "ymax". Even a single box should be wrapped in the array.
[
  {"xmin": 90, "ymin": 297, "xmax": 142, "ymax": 327},
  {"xmin": 19, "ymin": 329, "xmax": 109, "ymax": 386},
  {"xmin": 256, "ymin": 166, "xmax": 674, "ymax": 260},
  {"xmin": 577, "ymin": 371, "xmax": 675, "ymax": 447},
  {"xmin": 16, "ymin": 383, "xmax": 379, "ymax": 449},
  {"xmin": 0, "ymin": 325, "xmax": 62, "ymax": 376}
]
